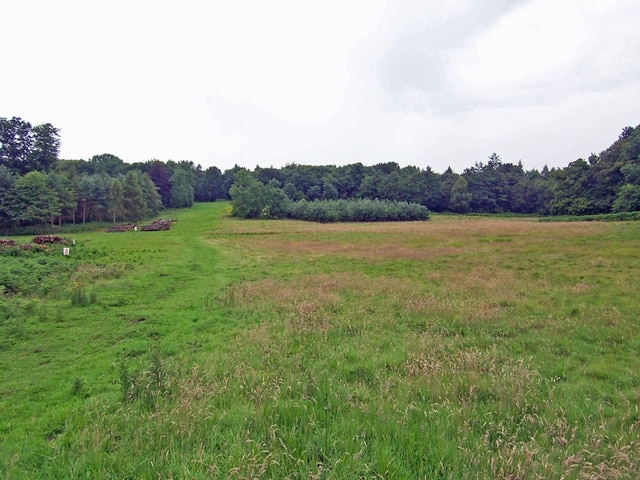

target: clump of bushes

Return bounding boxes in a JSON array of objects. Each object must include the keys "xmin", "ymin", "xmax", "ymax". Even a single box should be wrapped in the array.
[
  {"xmin": 287, "ymin": 199, "xmax": 430, "ymax": 223},
  {"xmin": 539, "ymin": 211, "xmax": 640, "ymax": 222}
]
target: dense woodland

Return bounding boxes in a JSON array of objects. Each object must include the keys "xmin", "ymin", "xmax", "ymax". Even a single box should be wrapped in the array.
[{"xmin": 1, "ymin": 115, "xmax": 640, "ymax": 229}]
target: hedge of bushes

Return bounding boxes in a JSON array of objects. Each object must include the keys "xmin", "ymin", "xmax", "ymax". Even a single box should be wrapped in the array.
[
  {"xmin": 286, "ymin": 199, "xmax": 430, "ymax": 223},
  {"xmin": 538, "ymin": 211, "xmax": 640, "ymax": 222}
]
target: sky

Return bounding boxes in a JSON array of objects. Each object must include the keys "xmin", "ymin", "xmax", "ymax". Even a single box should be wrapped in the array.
[{"xmin": 3, "ymin": 0, "xmax": 640, "ymax": 173}]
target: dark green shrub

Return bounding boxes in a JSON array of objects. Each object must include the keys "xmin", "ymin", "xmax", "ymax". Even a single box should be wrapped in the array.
[{"xmin": 286, "ymin": 199, "xmax": 430, "ymax": 223}]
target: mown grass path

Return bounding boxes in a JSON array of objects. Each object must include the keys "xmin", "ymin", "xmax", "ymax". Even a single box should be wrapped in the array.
[{"xmin": 1, "ymin": 203, "xmax": 236, "ymax": 475}]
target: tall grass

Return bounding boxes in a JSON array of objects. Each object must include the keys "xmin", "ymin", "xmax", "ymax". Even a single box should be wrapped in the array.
[{"xmin": 1, "ymin": 204, "xmax": 639, "ymax": 478}]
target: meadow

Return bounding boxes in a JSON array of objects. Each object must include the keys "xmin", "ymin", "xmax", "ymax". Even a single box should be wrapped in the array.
[{"xmin": 1, "ymin": 202, "xmax": 639, "ymax": 479}]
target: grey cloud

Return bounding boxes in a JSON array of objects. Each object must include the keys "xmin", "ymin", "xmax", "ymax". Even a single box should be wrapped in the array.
[{"xmin": 375, "ymin": 0, "xmax": 530, "ymax": 113}]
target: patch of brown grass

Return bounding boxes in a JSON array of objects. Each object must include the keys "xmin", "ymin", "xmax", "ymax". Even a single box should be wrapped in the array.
[
  {"xmin": 215, "ymin": 217, "xmax": 611, "ymax": 274},
  {"xmin": 224, "ymin": 272, "xmax": 416, "ymax": 310},
  {"xmin": 570, "ymin": 282, "xmax": 592, "ymax": 294}
]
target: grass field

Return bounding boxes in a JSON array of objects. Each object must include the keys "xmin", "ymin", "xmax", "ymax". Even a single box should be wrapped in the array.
[{"xmin": 1, "ymin": 202, "xmax": 639, "ymax": 479}]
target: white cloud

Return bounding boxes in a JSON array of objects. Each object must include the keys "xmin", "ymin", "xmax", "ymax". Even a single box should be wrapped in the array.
[
  {"xmin": 2, "ymin": 0, "xmax": 639, "ymax": 172},
  {"xmin": 445, "ymin": 0, "xmax": 640, "ymax": 110},
  {"xmin": 448, "ymin": 0, "xmax": 587, "ymax": 102}
]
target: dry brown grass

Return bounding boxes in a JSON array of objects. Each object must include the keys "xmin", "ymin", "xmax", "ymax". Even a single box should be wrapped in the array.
[{"xmin": 214, "ymin": 216, "xmax": 605, "ymax": 259}]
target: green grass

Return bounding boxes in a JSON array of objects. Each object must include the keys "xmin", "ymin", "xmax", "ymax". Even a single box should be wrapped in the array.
[{"xmin": 1, "ymin": 203, "xmax": 639, "ymax": 478}]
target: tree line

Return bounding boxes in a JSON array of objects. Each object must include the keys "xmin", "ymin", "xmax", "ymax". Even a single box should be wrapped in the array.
[
  {"xmin": 228, "ymin": 124, "xmax": 640, "ymax": 217},
  {"xmin": 2, "ymin": 115, "xmax": 640, "ymax": 230},
  {"xmin": 1, "ymin": 117, "xmax": 199, "ymax": 231},
  {"xmin": 227, "ymin": 125, "xmax": 640, "ymax": 218}
]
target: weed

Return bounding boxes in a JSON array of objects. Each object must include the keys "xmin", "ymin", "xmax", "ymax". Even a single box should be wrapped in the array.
[
  {"xmin": 117, "ymin": 342, "xmax": 170, "ymax": 408},
  {"xmin": 69, "ymin": 283, "xmax": 97, "ymax": 306},
  {"xmin": 8, "ymin": 316, "xmax": 26, "ymax": 338},
  {"xmin": 71, "ymin": 377, "xmax": 85, "ymax": 397}
]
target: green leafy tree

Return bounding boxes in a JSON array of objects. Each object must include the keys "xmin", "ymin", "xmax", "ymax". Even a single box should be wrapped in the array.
[
  {"xmin": 334, "ymin": 163, "xmax": 365, "ymax": 198},
  {"xmin": 8, "ymin": 171, "xmax": 58, "ymax": 227},
  {"xmin": 148, "ymin": 161, "xmax": 172, "ymax": 206},
  {"xmin": 229, "ymin": 170, "xmax": 265, "ymax": 218},
  {"xmin": 549, "ymin": 159, "xmax": 591, "ymax": 215},
  {"xmin": 254, "ymin": 165, "xmax": 283, "ymax": 186},
  {"xmin": 513, "ymin": 170, "xmax": 553, "ymax": 215},
  {"xmin": 358, "ymin": 173, "xmax": 382, "ymax": 200},
  {"xmin": 437, "ymin": 167, "xmax": 458, "ymax": 212},
  {"xmin": 91, "ymin": 173, "xmax": 112, "ymax": 221},
  {"xmin": 375, "ymin": 167, "xmax": 426, "ymax": 204},
  {"xmin": 283, "ymin": 182, "xmax": 304, "ymax": 201},
  {"xmin": 0, "ymin": 165, "xmax": 16, "ymax": 230},
  {"xmin": 449, "ymin": 176, "xmax": 471, "ymax": 213},
  {"xmin": 75, "ymin": 175, "xmax": 94, "ymax": 224},
  {"xmin": 612, "ymin": 184, "xmax": 640, "ymax": 212},
  {"xmin": 89, "ymin": 153, "xmax": 126, "ymax": 176},
  {"xmin": 122, "ymin": 170, "xmax": 146, "ymax": 221},
  {"xmin": 139, "ymin": 171, "xmax": 163, "ymax": 218},
  {"xmin": 321, "ymin": 176, "xmax": 340, "ymax": 200},
  {"xmin": 47, "ymin": 172, "xmax": 75, "ymax": 226},
  {"xmin": 279, "ymin": 164, "xmax": 328, "ymax": 200},
  {"xmin": 169, "ymin": 168, "xmax": 195, "ymax": 208},
  {"xmin": 263, "ymin": 179, "xmax": 290, "ymax": 217},
  {"xmin": 306, "ymin": 184, "xmax": 322, "ymax": 200},
  {"xmin": 464, "ymin": 154, "xmax": 505, "ymax": 213},
  {"xmin": 195, "ymin": 166, "xmax": 227, "ymax": 201},
  {"xmin": 620, "ymin": 164, "xmax": 640, "ymax": 184},
  {"xmin": 107, "ymin": 178, "xmax": 126, "ymax": 223},
  {"xmin": 422, "ymin": 166, "xmax": 445, "ymax": 211}
]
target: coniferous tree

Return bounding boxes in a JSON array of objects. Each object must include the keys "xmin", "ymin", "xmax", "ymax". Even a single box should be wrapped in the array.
[
  {"xmin": 28, "ymin": 123, "xmax": 60, "ymax": 172},
  {"xmin": 0, "ymin": 117, "xmax": 33, "ymax": 174}
]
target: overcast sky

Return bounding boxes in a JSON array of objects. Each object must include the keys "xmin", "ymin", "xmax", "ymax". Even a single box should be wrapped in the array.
[{"xmin": 3, "ymin": 0, "xmax": 639, "ymax": 173}]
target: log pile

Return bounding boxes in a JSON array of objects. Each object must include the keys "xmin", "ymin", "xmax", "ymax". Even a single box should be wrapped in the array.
[
  {"xmin": 106, "ymin": 219, "xmax": 175, "ymax": 232},
  {"xmin": 140, "ymin": 219, "xmax": 174, "ymax": 231},
  {"xmin": 32, "ymin": 235, "xmax": 66, "ymax": 244},
  {"xmin": 106, "ymin": 223, "xmax": 137, "ymax": 232},
  {"xmin": 0, "ymin": 238, "xmax": 18, "ymax": 248}
]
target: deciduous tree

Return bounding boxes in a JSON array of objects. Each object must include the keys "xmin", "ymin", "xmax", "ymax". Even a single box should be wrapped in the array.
[
  {"xmin": 108, "ymin": 178, "xmax": 125, "ymax": 223},
  {"xmin": 8, "ymin": 171, "xmax": 58, "ymax": 227},
  {"xmin": 169, "ymin": 168, "xmax": 195, "ymax": 208}
]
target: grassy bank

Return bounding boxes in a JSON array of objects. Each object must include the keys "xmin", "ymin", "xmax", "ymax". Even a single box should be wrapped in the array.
[{"xmin": 1, "ymin": 203, "xmax": 639, "ymax": 478}]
